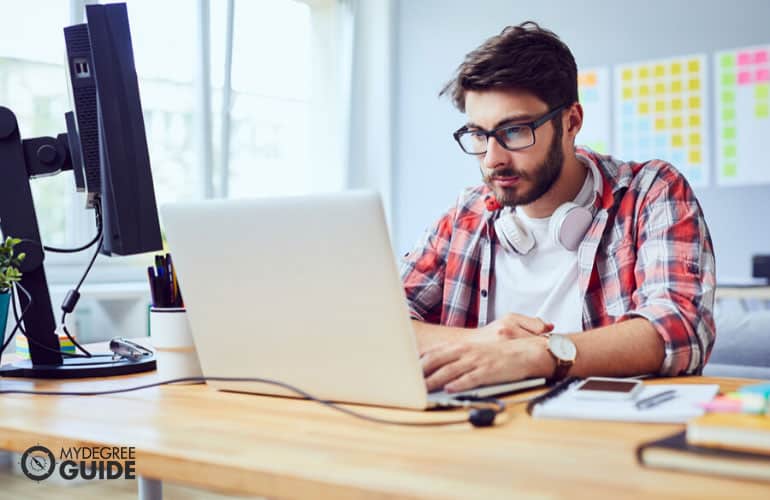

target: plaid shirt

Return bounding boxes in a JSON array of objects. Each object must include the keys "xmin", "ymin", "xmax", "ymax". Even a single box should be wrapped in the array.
[{"xmin": 400, "ymin": 147, "xmax": 716, "ymax": 376}]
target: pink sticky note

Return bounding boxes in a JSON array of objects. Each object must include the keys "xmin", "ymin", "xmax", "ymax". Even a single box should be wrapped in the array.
[
  {"xmin": 738, "ymin": 52, "xmax": 753, "ymax": 66},
  {"xmin": 754, "ymin": 50, "xmax": 769, "ymax": 64},
  {"xmin": 738, "ymin": 71, "xmax": 753, "ymax": 85},
  {"xmin": 757, "ymin": 69, "xmax": 770, "ymax": 82},
  {"xmin": 699, "ymin": 395, "xmax": 743, "ymax": 413}
]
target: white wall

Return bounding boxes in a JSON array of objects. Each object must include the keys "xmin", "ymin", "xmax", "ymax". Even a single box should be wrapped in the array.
[{"xmin": 393, "ymin": 0, "xmax": 770, "ymax": 279}]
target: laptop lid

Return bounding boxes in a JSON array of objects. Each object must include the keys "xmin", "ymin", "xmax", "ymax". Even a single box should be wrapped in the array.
[{"xmin": 160, "ymin": 191, "xmax": 430, "ymax": 409}]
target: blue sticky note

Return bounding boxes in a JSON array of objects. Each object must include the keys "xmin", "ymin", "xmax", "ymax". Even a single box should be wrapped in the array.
[
  {"xmin": 740, "ymin": 382, "xmax": 770, "ymax": 398},
  {"xmin": 671, "ymin": 150, "xmax": 686, "ymax": 166},
  {"xmin": 655, "ymin": 134, "xmax": 667, "ymax": 149},
  {"xmin": 639, "ymin": 119, "xmax": 652, "ymax": 133},
  {"xmin": 639, "ymin": 135, "xmax": 651, "ymax": 149},
  {"xmin": 623, "ymin": 102, "xmax": 634, "ymax": 116}
]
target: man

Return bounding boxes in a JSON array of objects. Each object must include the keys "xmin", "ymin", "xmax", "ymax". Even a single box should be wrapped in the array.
[{"xmin": 400, "ymin": 22, "xmax": 716, "ymax": 394}]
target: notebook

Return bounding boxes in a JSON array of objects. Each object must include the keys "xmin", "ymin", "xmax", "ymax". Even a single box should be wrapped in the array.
[
  {"xmin": 527, "ymin": 378, "xmax": 719, "ymax": 423},
  {"xmin": 637, "ymin": 431, "xmax": 770, "ymax": 483}
]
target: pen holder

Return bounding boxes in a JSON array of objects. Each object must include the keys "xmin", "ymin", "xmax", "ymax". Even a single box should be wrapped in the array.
[{"xmin": 149, "ymin": 307, "xmax": 202, "ymax": 382}]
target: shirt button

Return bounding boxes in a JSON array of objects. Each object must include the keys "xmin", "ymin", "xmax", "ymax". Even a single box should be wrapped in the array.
[{"xmin": 481, "ymin": 289, "xmax": 488, "ymax": 298}]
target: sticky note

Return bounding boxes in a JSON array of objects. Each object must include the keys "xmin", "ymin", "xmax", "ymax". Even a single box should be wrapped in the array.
[
  {"xmin": 724, "ymin": 144, "xmax": 737, "ymax": 158},
  {"xmin": 639, "ymin": 85, "xmax": 650, "ymax": 97},
  {"xmin": 722, "ymin": 91, "xmax": 736, "ymax": 103},
  {"xmin": 721, "ymin": 73, "xmax": 736, "ymax": 86},
  {"xmin": 722, "ymin": 108, "xmax": 736, "ymax": 121},
  {"xmin": 671, "ymin": 80, "xmax": 683, "ymax": 93},
  {"xmin": 671, "ymin": 98, "xmax": 683, "ymax": 111},
  {"xmin": 688, "ymin": 96, "xmax": 701, "ymax": 109},
  {"xmin": 622, "ymin": 87, "xmax": 633, "ymax": 100},
  {"xmin": 738, "ymin": 52, "xmax": 753, "ymax": 66},
  {"xmin": 671, "ymin": 150, "xmax": 686, "ymax": 165},
  {"xmin": 689, "ymin": 150, "xmax": 702, "ymax": 164},
  {"xmin": 757, "ymin": 104, "xmax": 770, "ymax": 119},
  {"xmin": 687, "ymin": 59, "xmax": 700, "ymax": 72},
  {"xmin": 671, "ymin": 62, "xmax": 682, "ymax": 75},
  {"xmin": 638, "ymin": 102, "xmax": 650, "ymax": 114},
  {"xmin": 639, "ymin": 119, "xmax": 652, "ymax": 132},
  {"xmin": 622, "ymin": 121, "xmax": 634, "ymax": 134},
  {"xmin": 654, "ymin": 65, "xmax": 665, "ymax": 77},
  {"xmin": 639, "ymin": 136, "xmax": 652, "ymax": 149},
  {"xmin": 655, "ymin": 100, "xmax": 666, "ymax": 113},
  {"xmin": 655, "ymin": 134, "xmax": 667, "ymax": 149},
  {"xmin": 586, "ymin": 72, "xmax": 598, "ymax": 86},
  {"xmin": 672, "ymin": 116, "xmax": 684, "ymax": 128},
  {"xmin": 756, "ymin": 51, "xmax": 770, "ymax": 65},
  {"xmin": 723, "ymin": 164, "xmax": 737, "ymax": 177},
  {"xmin": 639, "ymin": 66, "xmax": 650, "ymax": 79},
  {"xmin": 689, "ymin": 133, "xmax": 701, "ymax": 146},
  {"xmin": 655, "ymin": 82, "xmax": 666, "ymax": 94},
  {"xmin": 655, "ymin": 118, "xmax": 666, "ymax": 130},
  {"xmin": 756, "ymin": 84, "xmax": 770, "ymax": 99},
  {"xmin": 621, "ymin": 68, "xmax": 633, "ymax": 81},
  {"xmin": 738, "ymin": 71, "xmax": 752, "ymax": 85},
  {"xmin": 720, "ymin": 54, "xmax": 735, "ymax": 68},
  {"xmin": 723, "ymin": 127, "xmax": 736, "ymax": 140},
  {"xmin": 688, "ymin": 79, "xmax": 701, "ymax": 91},
  {"xmin": 672, "ymin": 134, "xmax": 684, "ymax": 148},
  {"xmin": 689, "ymin": 114, "xmax": 701, "ymax": 127},
  {"xmin": 756, "ymin": 69, "xmax": 770, "ymax": 83}
]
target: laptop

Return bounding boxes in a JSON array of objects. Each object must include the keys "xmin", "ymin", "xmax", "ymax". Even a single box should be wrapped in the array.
[{"xmin": 160, "ymin": 191, "xmax": 545, "ymax": 409}]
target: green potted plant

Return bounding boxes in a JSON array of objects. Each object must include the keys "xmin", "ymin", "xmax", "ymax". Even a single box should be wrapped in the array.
[{"xmin": 0, "ymin": 236, "xmax": 25, "ymax": 349}]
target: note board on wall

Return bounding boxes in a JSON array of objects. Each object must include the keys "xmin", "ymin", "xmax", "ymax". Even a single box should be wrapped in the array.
[
  {"xmin": 614, "ymin": 55, "xmax": 710, "ymax": 187},
  {"xmin": 714, "ymin": 45, "xmax": 770, "ymax": 186},
  {"xmin": 577, "ymin": 67, "xmax": 611, "ymax": 154}
]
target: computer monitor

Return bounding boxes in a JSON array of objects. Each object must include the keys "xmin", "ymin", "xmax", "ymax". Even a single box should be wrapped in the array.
[{"xmin": 0, "ymin": 2, "xmax": 163, "ymax": 378}]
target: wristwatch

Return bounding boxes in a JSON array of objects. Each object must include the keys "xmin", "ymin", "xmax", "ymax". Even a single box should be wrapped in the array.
[{"xmin": 544, "ymin": 333, "xmax": 577, "ymax": 381}]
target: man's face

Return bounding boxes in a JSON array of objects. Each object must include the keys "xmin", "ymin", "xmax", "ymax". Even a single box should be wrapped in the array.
[{"xmin": 464, "ymin": 90, "xmax": 564, "ymax": 207}]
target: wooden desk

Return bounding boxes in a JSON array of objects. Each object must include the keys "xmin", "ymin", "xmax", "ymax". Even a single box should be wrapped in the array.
[
  {"xmin": 716, "ymin": 285, "xmax": 770, "ymax": 301},
  {"xmin": 1, "ymin": 362, "xmax": 768, "ymax": 499}
]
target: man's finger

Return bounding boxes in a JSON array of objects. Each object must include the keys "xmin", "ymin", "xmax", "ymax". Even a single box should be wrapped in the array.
[
  {"xmin": 444, "ymin": 368, "xmax": 486, "ymax": 393},
  {"xmin": 421, "ymin": 344, "xmax": 467, "ymax": 377},
  {"xmin": 424, "ymin": 358, "xmax": 474, "ymax": 392}
]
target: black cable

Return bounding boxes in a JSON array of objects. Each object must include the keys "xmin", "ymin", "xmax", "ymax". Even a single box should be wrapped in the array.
[
  {"xmin": 0, "ymin": 375, "xmax": 507, "ymax": 427},
  {"xmin": 43, "ymin": 202, "xmax": 102, "ymax": 253}
]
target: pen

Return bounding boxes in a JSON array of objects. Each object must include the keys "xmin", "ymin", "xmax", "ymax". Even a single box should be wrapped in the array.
[
  {"xmin": 147, "ymin": 266, "xmax": 158, "ymax": 306},
  {"xmin": 635, "ymin": 390, "xmax": 677, "ymax": 410}
]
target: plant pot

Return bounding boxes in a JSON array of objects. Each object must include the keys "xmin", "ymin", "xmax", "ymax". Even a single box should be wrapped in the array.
[{"xmin": 0, "ymin": 290, "xmax": 9, "ymax": 349}]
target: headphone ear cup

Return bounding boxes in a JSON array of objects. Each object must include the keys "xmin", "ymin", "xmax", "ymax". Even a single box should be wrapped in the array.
[
  {"xmin": 494, "ymin": 211, "xmax": 535, "ymax": 255},
  {"xmin": 550, "ymin": 202, "xmax": 593, "ymax": 251}
]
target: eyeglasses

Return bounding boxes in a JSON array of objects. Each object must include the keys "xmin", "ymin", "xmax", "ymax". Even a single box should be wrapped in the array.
[{"xmin": 453, "ymin": 104, "xmax": 567, "ymax": 155}]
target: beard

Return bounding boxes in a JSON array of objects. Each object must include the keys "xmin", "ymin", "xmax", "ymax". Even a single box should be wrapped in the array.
[{"xmin": 481, "ymin": 119, "xmax": 564, "ymax": 207}]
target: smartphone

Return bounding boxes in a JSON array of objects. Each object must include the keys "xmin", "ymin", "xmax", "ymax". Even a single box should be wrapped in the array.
[{"xmin": 573, "ymin": 377, "xmax": 644, "ymax": 400}]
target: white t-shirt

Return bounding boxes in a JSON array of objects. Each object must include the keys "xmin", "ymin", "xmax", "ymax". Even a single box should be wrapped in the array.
[{"xmin": 488, "ymin": 164, "xmax": 597, "ymax": 333}]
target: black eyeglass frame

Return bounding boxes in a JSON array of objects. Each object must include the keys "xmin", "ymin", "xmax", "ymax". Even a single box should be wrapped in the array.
[{"xmin": 452, "ymin": 103, "xmax": 568, "ymax": 155}]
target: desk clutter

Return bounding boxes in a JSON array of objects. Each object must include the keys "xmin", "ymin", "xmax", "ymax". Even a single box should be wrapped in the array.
[
  {"xmin": 147, "ymin": 253, "xmax": 183, "ymax": 308},
  {"xmin": 637, "ymin": 381, "xmax": 770, "ymax": 482}
]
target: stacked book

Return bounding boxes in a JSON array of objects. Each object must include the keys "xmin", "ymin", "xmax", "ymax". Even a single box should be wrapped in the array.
[{"xmin": 637, "ymin": 382, "xmax": 770, "ymax": 482}]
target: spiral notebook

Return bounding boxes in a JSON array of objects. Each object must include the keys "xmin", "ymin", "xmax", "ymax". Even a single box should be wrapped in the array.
[{"xmin": 526, "ymin": 378, "xmax": 719, "ymax": 424}]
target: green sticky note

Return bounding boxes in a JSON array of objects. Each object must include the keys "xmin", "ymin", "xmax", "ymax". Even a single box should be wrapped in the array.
[
  {"xmin": 720, "ymin": 54, "xmax": 736, "ymax": 68},
  {"xmin": 723, "ymin": 127, "xmax": 736, "ymax": 140},
  {"xmin": 722, "ymin": 108, "xmax": 736, "ymax": 121},
  {"xmin": 723, "ymin": 164, "xmax": 737, "ymax": 177},
  {"xmin": 757, "ymin": 104, "xmax": 770, "ymax": 119},
  {"xmin": 724, "ymin": 144, "xmax": 737, "ymax": 158},
  {"xmin": 721, "ymin": 73, "xmax": 736, "ymax": 86},
  {"xmin": 721, "ymin": 91, "xmax": 736, "ymax": 104},
  {"xmin": 756, "ymin": 84, "xmax": 770, "ymax": 100}
]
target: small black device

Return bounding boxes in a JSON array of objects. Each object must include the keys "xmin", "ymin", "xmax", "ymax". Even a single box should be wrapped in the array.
[{"xmin": 752, "ymin": 255, "xmax": 770, "ymax": 282}]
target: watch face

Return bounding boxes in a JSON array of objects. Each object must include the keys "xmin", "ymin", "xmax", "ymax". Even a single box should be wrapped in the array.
[{"xmin": 548, "ymin": 334, "xmax": 577, "ymax": 362}]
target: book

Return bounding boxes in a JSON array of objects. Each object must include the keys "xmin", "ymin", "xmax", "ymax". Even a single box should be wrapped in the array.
[
  {"xmin": 637, "ymin": 431, "xmax": 770, "ymax": 483},
  {"xmin": 687, "ymin": 413, "xmax": 770, "ymax": 455}
]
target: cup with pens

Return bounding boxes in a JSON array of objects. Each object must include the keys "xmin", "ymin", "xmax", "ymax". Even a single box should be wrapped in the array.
[{"xmin": 147, "ymin": 253, "xmax": 201, "ymax": 380}]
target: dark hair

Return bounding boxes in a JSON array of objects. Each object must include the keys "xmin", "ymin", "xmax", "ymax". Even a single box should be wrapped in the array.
[{"xmin": 440, "ymin": 21, "xmax": 578, "ymax": 112}]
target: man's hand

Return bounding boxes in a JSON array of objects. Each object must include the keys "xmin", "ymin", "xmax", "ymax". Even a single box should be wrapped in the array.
[
  {"xmin": 473, "ymin": 313, "xmax": 554, "ymax": 343},
  {"xmin": 421, "ymin": 336, "xmax": 554, "ymax": 393}
]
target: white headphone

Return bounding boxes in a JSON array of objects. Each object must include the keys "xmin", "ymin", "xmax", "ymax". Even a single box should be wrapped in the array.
[{"xmin": 493, "ymin": 161, "xmax": 602, "ymax": 255}]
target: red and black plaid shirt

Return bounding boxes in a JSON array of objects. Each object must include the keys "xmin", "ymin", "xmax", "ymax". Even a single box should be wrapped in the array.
[{"xmin": 400, "ymin": 148, "xmax": 716, "ymax": 376}]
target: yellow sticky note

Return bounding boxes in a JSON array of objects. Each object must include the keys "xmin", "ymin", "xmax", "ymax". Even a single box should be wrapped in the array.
[
  {"xmin": 638, "ymin": 102, "xmax": 650, "ymax": 114},
  {"xmin": 622, "ymin": 87, "xmax": 633, "ymax": 100},
  {"xmin": 586, "ymin": 72, "xmax": 598, "ymax": 86},
  {"xmin": 689, "ymin": 133, "xmax": 702, "ymax": 146},
  {"xmin": 755, "ymin": 84, "xmax": 769, "ymax": 99},
  {"xmin": 689, "ymin": 150, "xmax": 702, "ymax": 164},
  {"xmin": 655, "ymin": 82, "xmax": 666, "ymax": 94},
  {"xmin": 758, "ymin": 104, "xmax": 770, "ymax": 119},
  {"xmin": 671, "ymin": 98, "xmax": 683, "ymax": 111},
  {"xmin": 655, "ymin": 100, "xmax": 666, "ymax": 113},
  {"xmin": 654, "ymin": 65, "xmax": 666, "ymax": 77},
  {"xmin": 671, "ymin": 134, "xmax": 684, "ymax": 148},
  {"xmin": 688, "ymin": 79, "xmax": 701, "ymax": 91},
  {"xmin": 639, "ymin": 85, "xmax": 650, "ymax": 97},
  {"xmin": 688, "ymin": 96, "xmax": 701, "ymax": 109},
  {"xmin": 689, "ymin": 114, "xmax": 701, "ymax": 127},
  {"xmin": 688, "ymin": 59, "xmax": 700, "ymax": 73},
  {"xmin": 639, "ymin": 66, "xmax": 650, "ymax": 79},
  {"xmin": 672, "ymin": 116, "xmax": 684, "ymax": 128},
  {"xmin": 671, "ymin": 80, "xmax": 683, "ymax": 93},
  {"xmin": 655, "ymin": 117, "xmax": 666, "ymax": 130},
  {"xmin": 621, "ymin": 69, "xmax": 633, "ymax": 81},
  {"xmin": 671, "ymin": 62, "xmax": 682, "ymax": 75}
]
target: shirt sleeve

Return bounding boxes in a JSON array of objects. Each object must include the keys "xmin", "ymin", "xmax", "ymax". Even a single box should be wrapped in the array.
[
  {"xmin": 399, "ymin": 204, "xmax": 458, "ymax": 324},
  {"xmin": 619, "ymin": 171, "xmax": 717, "ymax": 376}
]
